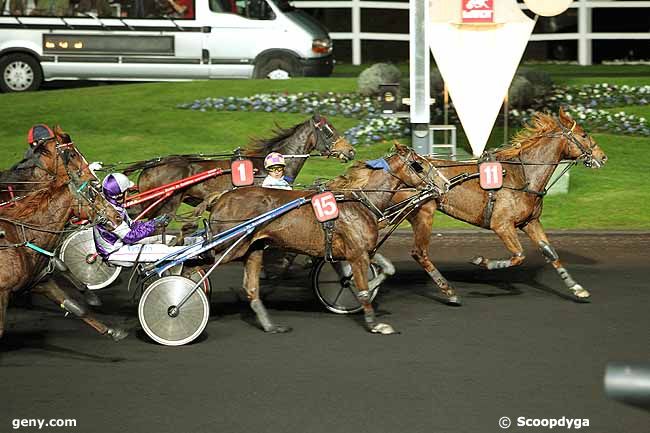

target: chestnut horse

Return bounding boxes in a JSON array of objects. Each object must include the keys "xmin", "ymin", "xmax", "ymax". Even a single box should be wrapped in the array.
[
  {"xmin": 395, "ymin": 108, "xmax": 608, "ymax": 304},
  {"xmin": 0, "ymin": 131, "xmax": 126, "ymax": 341},
  {"xmin": 123, "ymin": 114, "xmax": 355, "ymax": 222},
  {"xmin": 205, "ymin": 143, "xmax": 439, "ymax": 335}
]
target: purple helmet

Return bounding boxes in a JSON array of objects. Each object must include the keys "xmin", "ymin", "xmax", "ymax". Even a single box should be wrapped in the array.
[{"xmin": 102, "ymin": 173, "xmax": 134, "ymax": 203}]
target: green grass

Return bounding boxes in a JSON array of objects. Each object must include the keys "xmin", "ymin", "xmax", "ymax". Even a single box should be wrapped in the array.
[{"xmin": 1, "ymin": 73, "xmax": 648, "ymax": 230}]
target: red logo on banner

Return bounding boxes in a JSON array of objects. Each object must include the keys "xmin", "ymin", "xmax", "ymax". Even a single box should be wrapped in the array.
[
  {"xmin": 311, "ymin": 192, "xmax": 339, "ymax": 222},
  {"xmin": 479, "ymin": 162, "xmax": 503, "ymax": 189},
  {"xmin": 231, "ymin": 159, "xmax": 254, "ymax": 186},
  {"xmin": 461, "ymin": 0, "xmax": 494, "ymax": 23}
]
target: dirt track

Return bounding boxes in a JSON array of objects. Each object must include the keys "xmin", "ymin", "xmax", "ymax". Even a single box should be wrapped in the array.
[{"xmin": 1, "ymin": 231, "xmax": 649, "ymax": 433}]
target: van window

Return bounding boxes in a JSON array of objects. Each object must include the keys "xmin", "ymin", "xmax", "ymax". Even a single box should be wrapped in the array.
[
  {"xmin": 209, "ymin": 0, "xmax": 274, "ymax": 20},
  {"xmin": 1, "ymin": 0, "xmax": 196, "ymax": 19}
]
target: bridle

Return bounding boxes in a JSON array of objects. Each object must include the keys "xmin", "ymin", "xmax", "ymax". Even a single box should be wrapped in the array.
[
  {"xmin": 553, "ymin": 119, "xmax": 599, "ymax": 168},
  {"xmin": 52, "ymin": 139, "xmax": 117, "ymax": 227},
  {"xmin": 311, "ymin": 116, "xmax": 340, "ymax": 157},
  {"xmin": 394, "ymin": 148, "xmax": 447, "ymax": 193}
]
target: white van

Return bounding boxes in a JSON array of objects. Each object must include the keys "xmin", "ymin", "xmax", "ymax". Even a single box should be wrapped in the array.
[{"xmin": 0, "ymin": 0, "xmax": 333, "ymax": 91}]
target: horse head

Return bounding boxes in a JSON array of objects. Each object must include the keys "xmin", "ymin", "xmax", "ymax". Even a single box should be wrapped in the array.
[
  {"xmin": 16, "ymin": 130, "xmax": 61, "ymax": 177},
  {"xmin": 311, "ymin": 114, "xmax": 356, "ymax": 162},
  {"xmin": 50, "ymin": 126, "xmax": 122, "ymax": 228},
  {"xmin": 558, "ymin": 108, "xmax": 608, "ymax": 169},
  {"xmin": 386, "ymin": 142, "xmax": 440, "ymax": 190}
]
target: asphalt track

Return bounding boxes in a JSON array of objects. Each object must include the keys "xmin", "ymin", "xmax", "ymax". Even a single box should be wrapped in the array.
[{"xmin": 1, "ymin": 231, "xmax": 649, "ymax": 433}]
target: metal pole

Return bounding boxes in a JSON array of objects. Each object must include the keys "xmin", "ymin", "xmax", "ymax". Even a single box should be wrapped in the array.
[
  {"xmin": 410, "ymin": 0, "xmax": 430, "ymax": 154},
  {"xmin": 578, "ymin": 0, "xmax": 593, "ymax": 66}
]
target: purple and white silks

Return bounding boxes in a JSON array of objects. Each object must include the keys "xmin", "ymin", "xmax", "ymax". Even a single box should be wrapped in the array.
[{"xmin": 93, "ymin": 204, "xmax": 156, "ymax": 258}]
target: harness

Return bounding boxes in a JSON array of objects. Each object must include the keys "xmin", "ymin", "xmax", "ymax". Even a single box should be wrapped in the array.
[{"xmin": 316, "ymin": 150, "xmax": 445, "ymax": 262}]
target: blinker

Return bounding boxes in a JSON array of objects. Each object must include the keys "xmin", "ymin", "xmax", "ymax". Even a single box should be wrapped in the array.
[{"xmin": 410, "ymin": 161, "xmax": 424, "ymax": 173}]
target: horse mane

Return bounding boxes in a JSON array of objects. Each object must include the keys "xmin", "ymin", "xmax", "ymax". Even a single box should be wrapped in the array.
[
  {"xmin": 244, "ymin": 120, "xmax": 307, "ymax": 156},
  {"xmin": 496, "ymin": 112, "xmax": 558, "ymax": 160},
  {"xmin": 327, "ymin": 162, "xmax": 375, "ymax": 190}
]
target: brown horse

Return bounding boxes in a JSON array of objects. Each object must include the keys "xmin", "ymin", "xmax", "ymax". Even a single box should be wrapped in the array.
[
  {"xmin": 0, "ymin": 131, "xmax": 126, "ymax": 341},
  {"xmin": 123, "ymin": 114, "xmax": 355, "ymax": 222},
  {"xmin": 395, "ymin": 108, "xmax": 608, "ymax": 304},
  {"xmin": 205, "ymin": 143, "xmax": 439, "ymax": 334}
]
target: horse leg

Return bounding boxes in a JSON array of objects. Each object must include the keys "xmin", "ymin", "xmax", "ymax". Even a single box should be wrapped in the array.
[
  {"xmin": 471, "ymin": 224, "xmax": 526, "ymax": 270},
  {"xmin": 367, "ymin": 253, "xmax": 395, "ymax": 291},
  {"xmin": 522, "ymin": 219, "xmax": 590, "ymax": 300},
  {"xmin": 407, "ymin": 205, "xmax": 461, "ymax": 305},
  {"xmin": 52, "ymin": 257, "xmax": 102, "ymax": 307},
  {"xmin": 244, "ymin": 249, "xmax": 291, "ymax": 333},
  {"xmin": 0, "ymin": 290, "xmax": 9, "ymax": 339},
  {"xmin": 350, "ymin": 254, "xmax": 397, "ymax": 335},
  {"xmin": 33, "ymin": 280, "xmax": 128, "ymax": 341}
]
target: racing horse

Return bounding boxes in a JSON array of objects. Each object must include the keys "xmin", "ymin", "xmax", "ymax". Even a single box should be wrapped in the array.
[
  {"xmin": 204, "ymin": 143, "xmax": 439, "ymax": 335},
  {"xmin": 0, "ymin": 131, "xmax": 126, "ymax": 340},
  {"xmin": 395, "ymin": 108, "xmax": 608, "ymax": 304},
  {"xmin": 123, "ymin": 114, "xmax": 356, "ymax": 222}
]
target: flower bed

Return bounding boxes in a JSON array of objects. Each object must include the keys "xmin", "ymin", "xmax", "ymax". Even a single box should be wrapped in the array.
[{"xmin": 178, "ymin": 83, "xmax": 649, "ymax": 145}]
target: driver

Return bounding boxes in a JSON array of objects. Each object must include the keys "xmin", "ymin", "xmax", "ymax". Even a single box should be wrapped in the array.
[
  {"xmin": 262, "ymin": 152, "xmax": 292, "ymax": 190},
  {"xmin": 93, "ymin": 172, "xmax": 194, "ymax": 267}
]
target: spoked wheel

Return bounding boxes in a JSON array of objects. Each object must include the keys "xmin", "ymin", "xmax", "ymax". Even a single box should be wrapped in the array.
[
  {"xmin": 59, "ymin": 228, "xmax": 122, "ymax": 290},
  {"xmin": 138, "ymin": 276, "xmax": 210, "ymax": 346},
  {"xmin": 311, "ymin": 259, "xmax": 380, "ymax": 314}
]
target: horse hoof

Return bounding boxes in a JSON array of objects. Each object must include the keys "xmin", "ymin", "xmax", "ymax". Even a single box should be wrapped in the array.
[
  {"xmin": 470, "ymin": 256, "xmax": 484, "ymax": 267},
  {"xmin": 445, "ymin": 295, "xmax": 462, "ymax": 306},
  {"xmin": 369, "ymin": 323, "xmax": 397, "ymax": 335},
  {"xmin": 107, "ymin": 327, "xmax": 128, "ymax": 342},
  {"xmin": 267, "ymin": 325, "xmax": 292, "ymax": 334},
  {"xmin": 570, "ymin": 284, "xmax": 591, "ymax": 300},
  {"xmin": 84, "ymin": 291, "xmax": 103, "ymax": 307}
]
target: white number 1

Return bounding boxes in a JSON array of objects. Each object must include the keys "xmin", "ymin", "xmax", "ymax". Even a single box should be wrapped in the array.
[{"xmin": 237, "ymin": 163, "xmax": 247, "ymax": 181}]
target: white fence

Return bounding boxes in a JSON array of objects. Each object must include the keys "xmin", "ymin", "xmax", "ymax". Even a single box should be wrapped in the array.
[{"xmin": 294, "ymin": 0, "xmax": 650, "ymax": 65}]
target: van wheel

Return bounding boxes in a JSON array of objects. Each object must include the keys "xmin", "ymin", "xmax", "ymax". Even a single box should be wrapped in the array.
[
  {"xmin": 0, "ymin": 54, "xmax": 43, "ymax": 92},
  {"xmin": 254, "ymin": 55, "xmax": 301, "ymax": 79}
]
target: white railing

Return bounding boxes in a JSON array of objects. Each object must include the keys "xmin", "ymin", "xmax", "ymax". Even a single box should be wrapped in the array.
[{"xmin": 294, "ymin": 0, "xmax": 650, "ymax": 65}]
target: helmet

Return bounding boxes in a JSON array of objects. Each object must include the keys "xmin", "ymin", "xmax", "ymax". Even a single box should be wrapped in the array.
[
  {"xmin": 102, "ymin": 173, "xmax": 135, "ymax": 201},
  {"xmin": 264, "ymin": 152, "xmax": 286, "ymax": 169},
  {"xmin": 27, "ymin": 124, "xmax": 54, "ymax": 146}
]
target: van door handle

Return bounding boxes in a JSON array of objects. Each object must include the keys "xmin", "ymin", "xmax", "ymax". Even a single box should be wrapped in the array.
[{"xmin": 202, "ymin": 26, "xmax": 211, "ymax": 33}]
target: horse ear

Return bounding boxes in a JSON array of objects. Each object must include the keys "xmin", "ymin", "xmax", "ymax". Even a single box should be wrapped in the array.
[
  {"xmin": 559, "ymin": 107, "xmax": 573, "ymax": 125},
  {"xmin": 394, "ymin": 141, "xmax": 408, "ymax": 155},
  {"xmin": 53, "ymin": 125, "xmax": 64, "ymax": 138}
]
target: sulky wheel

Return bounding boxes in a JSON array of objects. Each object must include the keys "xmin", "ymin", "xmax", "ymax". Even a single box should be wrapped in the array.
[
  {"xmin": 311, "ymin": 259, "xmax": 380, "ymax": 314},
  {"xmin": 59, "ymin": 227, "xmax": 122, "ymax": 290},
  {"xmin": 183, "ymin": 267, "xmax": 212, "ymax": 300},
  {"xmin": 138, "ymin": 276, "xmax": 210, "ymax": 346}
]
